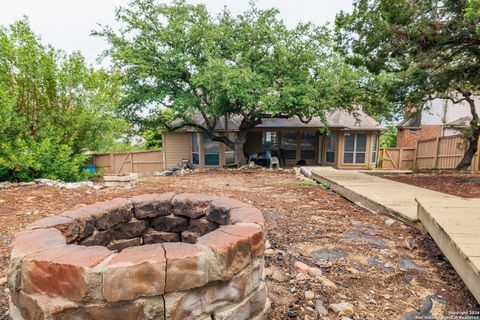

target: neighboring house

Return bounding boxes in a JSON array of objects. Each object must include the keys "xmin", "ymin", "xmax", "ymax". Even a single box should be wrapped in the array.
[
  {"xmin": 162, "ymin": 109, "xmax": 385, "ymax": 170},
  {"xmin": 397, "ymin": 97, "xmax": 480, "ymax": 148}
]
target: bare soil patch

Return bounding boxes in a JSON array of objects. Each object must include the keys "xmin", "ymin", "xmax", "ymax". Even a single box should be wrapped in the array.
[
  {"xmin": 380, "ymin": 172, "xmax": 480, "ymax": 198},
  {"xmin": 1, "ymin": 169, "xmax": 479, "ymax": 319}
]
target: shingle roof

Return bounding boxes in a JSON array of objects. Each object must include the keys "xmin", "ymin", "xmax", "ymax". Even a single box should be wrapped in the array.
[
  {"xmin": 445, "ymin": 116, "xmax": 471, "ymax": 127},
  {"xmin": 397, "ymin": 115, "xmax": 421, "ymax": 128},
  {"xmin": 176, "ymin": 108, "xmax": 384, "ymax": 131}
]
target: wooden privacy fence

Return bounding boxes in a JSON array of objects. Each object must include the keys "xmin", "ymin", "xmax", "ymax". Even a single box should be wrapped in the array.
[
  {"xmin": 380, "ymin": 147, "xmax": 416, "ymax": 170},
  {"xmin": 415, "ymin": 135, "xmax": 479, "ymax": 170},
  {"xmin": 91, "ymin": 149, "xmax": 164, "ymax": 175},
  {"xmin": 380, "ymin": 134, "xmax": 480, "ymax": 171}
]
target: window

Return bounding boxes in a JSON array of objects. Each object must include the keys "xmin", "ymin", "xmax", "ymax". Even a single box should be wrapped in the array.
[
  {"xmin": 325, "ymin": 132, "xmax": 337, "ymax": 163},
  {"xmin": 300, "ymin": 132, "xmax": 316, "ymax": 160},
  {"xmin": 225, "ymin": 132, "xmax": 236, "ymax": 166},
  {"xmin": 371, "ymin": 134, "xmax": 378, "ymax": 164},
  {"xmin": 263, "ymin": 132, "xmax": 278, "ymax": 152},
  {"xmin": 281, "ymin": 131, "xmax": 297, "ymax": 160},
  {"xmin": 192, "ymin": 133, "xmax": 199, "ymax": 165},
  {"xmin": 204, "ymin": 133, "xmax": 220, "ymax": 166},
  {"xmin": 343, "ymin": 132, "xmax": 367, "ymax": 164}
]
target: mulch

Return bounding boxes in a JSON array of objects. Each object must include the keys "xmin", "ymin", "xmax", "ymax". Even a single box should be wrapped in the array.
[
  {"xmin": 0, "ymin": 169, "xmax": 479, "ymax": 319},
  {"xmin": 380, "ymin": 172, "xmax": 480, "ymax": 198}
]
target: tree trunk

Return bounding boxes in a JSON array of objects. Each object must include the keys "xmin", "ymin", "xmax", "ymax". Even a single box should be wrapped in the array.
[
  {"xmin": 204, "ymin": 115, "xmax": 261, "ymax": 168},
  {"xmin": 456, "ymin": 93, "xmax": 479, "ymax": 171},
  {"xmin": 234, "ymin": 128, "xmax": 249, "ymax": 167},
  {"xmin": 456, "ymin": 124, "xmax": 480, "ymax": 170}
]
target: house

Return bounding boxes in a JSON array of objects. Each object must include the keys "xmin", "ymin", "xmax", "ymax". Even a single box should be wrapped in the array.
[
  {"xmin": 397, "ymin": 97, "xmax": 480, "ymax": 148},
  {"xmin": 161, "ymin": 109, "xmax": 385, "ymax": 170}
]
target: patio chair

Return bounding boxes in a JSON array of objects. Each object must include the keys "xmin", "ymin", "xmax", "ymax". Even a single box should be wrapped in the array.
[{"xmin": 270, "ymin": 156, "xmax": 280, "ymax": 169}]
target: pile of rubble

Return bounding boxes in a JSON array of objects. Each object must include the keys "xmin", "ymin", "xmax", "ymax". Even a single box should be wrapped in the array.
[{"xmin": 0, "ymin": 179, "xmax": 101, "ymax": 190}]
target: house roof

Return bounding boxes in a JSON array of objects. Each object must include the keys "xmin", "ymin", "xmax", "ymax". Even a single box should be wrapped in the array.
[
  {"xmin": 445, "ymin": 116, "xmax": 472, "ymax": 127},
  {"xmin": 397, "ymin": 115, "xmax": 421, "ymax": 129},
  {"xmin": 177, "ymin": 108, "xmax": 385, "ymax": 132}
]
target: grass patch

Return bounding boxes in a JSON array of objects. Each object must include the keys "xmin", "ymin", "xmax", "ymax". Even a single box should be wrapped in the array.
[{"xmin": 275, "ymin": 179, "xmax": 317, "ymax": 186}]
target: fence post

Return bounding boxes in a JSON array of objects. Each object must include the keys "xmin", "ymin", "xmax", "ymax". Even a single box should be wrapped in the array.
[
  {"xmin": 434, "ymin": 137, "xmax": 440, "ymax": 168},
  {"xmin": 130, "ymin": 153, "xmax": 134, "ymax": 173},
  {"xmin": 477, "ymin": 138, "xmax": 480, "ymax": 171},
  {"xmin": 381, "ymin": 148, "xmax": 386, "ymax": 169},
  {"xmin": 110, "ymin": 153, "xmax": 115, "ymax": 174},
  {"xmin": 398, "ymin": 148, "xmax": 403, "ymax": 170},
  {"xmin": 413, "ymin": 142, "xmax": 419, "ymax": 169}
]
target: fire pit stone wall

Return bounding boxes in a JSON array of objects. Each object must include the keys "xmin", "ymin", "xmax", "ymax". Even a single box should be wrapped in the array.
[{"xmin": 8, "ymin": 193, "xmax": 269, "ymax": 320}]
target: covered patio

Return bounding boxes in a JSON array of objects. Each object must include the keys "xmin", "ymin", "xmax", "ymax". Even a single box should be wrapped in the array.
[{"xmin": 161, "ymin": 109, "xmax": 385, "ymax": 170}]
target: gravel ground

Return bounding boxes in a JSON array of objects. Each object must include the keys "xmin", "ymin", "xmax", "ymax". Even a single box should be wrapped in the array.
[{"xmin": 0, "ymin": 169, "xmax": 479, "ymax": 319}]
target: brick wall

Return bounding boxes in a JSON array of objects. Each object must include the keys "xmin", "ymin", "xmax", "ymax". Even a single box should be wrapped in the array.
[{"xmin": 397, "ymin": 125, "xmax": 443, "ymax": 148}]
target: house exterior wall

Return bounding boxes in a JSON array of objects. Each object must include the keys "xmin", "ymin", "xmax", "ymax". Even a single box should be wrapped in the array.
[
  {"xmin": 397, "ymin": 97, "xmax": 480, "ymax": 148},
  {"xmin": 397, "ymin": 125, "xmax": 443, "ymax": 148},
  {"xmin": 335, "ymin": 131, "xmax": 379, "ymax": 170},
  {"xmin": 420, "ymin": 98, "xmax": 480, "ymax": 125},
  {"xmin": 162, "ymin": 132, "xmax": 192, "ymax": 169},
  {"xmin": 163, "ymin": 129, "xmax": 381, "ymax": 170}
]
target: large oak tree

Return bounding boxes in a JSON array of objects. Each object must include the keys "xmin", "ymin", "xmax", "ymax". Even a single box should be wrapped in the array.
[
  {"xmin": 97, "ymin": 0, "xmax": 379, "ymax": 166},
  {"xmin": 336, "ymin": 0, "xmax": 480, "ymax": 170}
]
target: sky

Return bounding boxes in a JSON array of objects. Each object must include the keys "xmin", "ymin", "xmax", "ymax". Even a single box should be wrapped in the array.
[{"xmin": 0, "ymin": 0, "xmax": 353, "ymax": 65}]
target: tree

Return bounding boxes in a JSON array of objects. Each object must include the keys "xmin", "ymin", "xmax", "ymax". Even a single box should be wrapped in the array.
[
  {"xmin": 96, "ymin": 0, "xmax": 378, "ymax": 166},
  {"xmin": 0, "ymin": 19, "xmax": 127, "ymax": 181},
  {"xmin": 380, "ymin": 125, "xmax": 397, "ymax": 148},
  {"xmin": 336, "ymin": 0, "xmax": 480, "ymax": 170}
]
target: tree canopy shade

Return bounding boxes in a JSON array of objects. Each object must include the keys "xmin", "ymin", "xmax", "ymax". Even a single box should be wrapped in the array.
[
  {"xmin": 0, "ymin": 20, "xmax": 126, "ymax": 181},
  {"xmin": 96, "ymin": 0, "xmax": 383, "ymax": 166},
  {"xmin": 335, "ymin": 0, "xmax": 480, "ymax": 170}
]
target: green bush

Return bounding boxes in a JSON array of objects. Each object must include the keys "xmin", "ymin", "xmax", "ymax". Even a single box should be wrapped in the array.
[
  {"xmin": 0, "ymin": 137, "xmax": 92, "ymax": 182},
  {"xmin": 0, "ymin": 20, "xmax": 126, "ymax": 182}
]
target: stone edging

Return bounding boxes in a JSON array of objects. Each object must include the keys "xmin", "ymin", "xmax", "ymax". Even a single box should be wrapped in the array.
[{"xmin": 8, "ymin": 193, "xmax": 269, "ymax": 320}]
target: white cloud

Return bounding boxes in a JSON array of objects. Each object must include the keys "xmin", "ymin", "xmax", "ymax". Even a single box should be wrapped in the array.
[{"xmin": 0, "ymin": 0, "xmax": 352, "ymax": 64}]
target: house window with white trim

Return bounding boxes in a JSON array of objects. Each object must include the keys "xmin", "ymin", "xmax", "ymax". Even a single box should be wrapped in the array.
[
  {"xmin": 325, "ymin": 132, "xmax": 337, "ymax": 163},
  {"xmin": 343, "ymin": 132, "xmax": 367, "ymax": 164},
  {"xmin": 204, "ymin": 133, "xmax": 220, "ymax": 166},
  {"xmin": 225, "ymin": 132, "xmax": 237, "ymax": 166},
  {"xmin": 371, "ymin": 134, "xmax": 379, "ymax": 164},
  {"xmin": 192, "ymin": 133, "xmax": 200, "ymax": 165}
]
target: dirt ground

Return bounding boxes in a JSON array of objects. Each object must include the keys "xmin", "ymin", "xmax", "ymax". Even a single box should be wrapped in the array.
[
  {"xmin": 380, "ymin": 172, "xmax": 480, "ymax": 198},
  {"xmin": 0, "ymin": 169, "xmax": 479, "ymax": 319}
]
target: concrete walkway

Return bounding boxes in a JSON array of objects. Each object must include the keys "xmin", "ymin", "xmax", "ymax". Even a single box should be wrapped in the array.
[{"xmin": 309, "ymin": 167, "xmax": 480, "ymax": 303}]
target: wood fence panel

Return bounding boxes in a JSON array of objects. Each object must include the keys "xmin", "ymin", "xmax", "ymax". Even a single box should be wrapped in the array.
[
  {"xmin": 91, "ymin": 150, "xmax": 163, "ymax": 174},
  {"xmin": 415, "ymin": 138, "xmax": 437, "ymax": 169},
  {"xmin": 415, "ymin": 134, "xmax": 479, "ymax": 170},
  {"xmin": 400, "ymin": 149, "xmax": 416, "ymax": 169},
  {"xmin": 380, "ymin": 148, "xmax": 415, "ymax": 170}
]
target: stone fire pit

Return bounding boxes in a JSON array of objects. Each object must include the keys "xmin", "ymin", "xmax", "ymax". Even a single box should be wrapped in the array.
[{"xmin": 8, "ymin": 193, "xmax": 269, "ymax": 320}]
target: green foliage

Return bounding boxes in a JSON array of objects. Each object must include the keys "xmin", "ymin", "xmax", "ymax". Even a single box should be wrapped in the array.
[
  {"xmin": 335, "ymin": 0, "xmax": 480, "ymax": 109},
  {"xmin": 335, "ymin": 0, "xmax": 480, "ymax": 169},
  {"xmin": 142, "ymin": 129, "xmax": 163, "ymax": 149},
  {"xmin": 466, "ymin": 0, "xmax": 480, "ymax": 33},
  {"xmin": 320, "ymin": 181, "xmax": 331, "ymax": 190},
  {"xmin": 0, "ymin": 20, "xmax": 127, "ymax": 181},
  {"xmin": 275, "ymin": 179, "xmax": 317, "ymax": 186},
  {"xmin": 380, "ymin": 125, "xmax": 397, "ymax": 148},
  {"xmin": 96, "ymin": 0, "xmax": 386, "ymax": 165}
]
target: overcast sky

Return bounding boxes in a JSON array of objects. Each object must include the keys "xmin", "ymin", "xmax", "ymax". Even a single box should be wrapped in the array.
[{"xmin": 0, "ymin": 0, "xmax": 353, "ymax": 65}]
